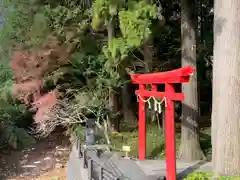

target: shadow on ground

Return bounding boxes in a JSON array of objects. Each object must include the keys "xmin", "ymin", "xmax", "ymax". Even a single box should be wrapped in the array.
[{"xmin": 0, "ymin": 129, "xmax": 71, "ymax": 180}]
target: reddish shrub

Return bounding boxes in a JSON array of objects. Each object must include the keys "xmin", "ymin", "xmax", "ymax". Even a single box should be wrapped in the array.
[{"xmin": 10, "ymin": 36, "xmax": 74, "ymax": 123}]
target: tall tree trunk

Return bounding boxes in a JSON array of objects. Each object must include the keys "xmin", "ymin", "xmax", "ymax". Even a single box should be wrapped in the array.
[
  {"xmin": 179, "ymin": 0, "xmax": 204, "ymax": 161},
  {"xmin": 144, "ymin": 38, "xmax": 154, "ymax": 73},
  {"xmin": 107, "ymin": 18, "xmax": 120, "ymax": 132},
  {"xmin": 122, "ymin": 82, "xmax": 136, "ymax": 124},
  {"xmin": 143, "ymin": 36, "xmax": 163, "ymax": 128},
  {"xmin": 142, "ymin": 0, "xmax": 158, "ymax": 125},
  {"xmin": 212, "ymin": 0, "xmax": 240, "ymax": 176},
  {"xmin": 108, "ymin": 88, "xmax": 120, "ymax": 132}
]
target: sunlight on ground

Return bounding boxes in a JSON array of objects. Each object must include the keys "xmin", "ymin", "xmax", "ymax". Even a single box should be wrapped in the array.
[
  {"xmin": 8, "ymin": 165, "xmax": 67, "ymax": 180},
  {"xmin": 36, "ymin": 165, "xmax": 67, "ymax": 180}
]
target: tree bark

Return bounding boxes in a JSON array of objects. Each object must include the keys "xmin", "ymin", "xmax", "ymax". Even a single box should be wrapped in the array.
[
  {"xmin": 142, "ymin": 0, "xmax": 158, "ymax": 125},
  {"xmin": 179, "ymin": 0, "xmax": 205, "ymax": 161},
  {"xmin": 107, "ymin": 18, "xmax": 120, "ymax": 132},
  {"xmin": 121, "ymin": 82, "xmax": 136, "ymax": 123},
  {"xmin": 212, "ymin": 0, "xmax": 240, "ymax": 176},
  {"xmin": 143, "ymin": 38, "xmax": 157, "ymax": 122},
  {"xmin": 108, "ymin": 88, "xmax": 120, "ymax": 132},
  {"xmin": 144, "ymin": 38, "xmax": 154, "ymax": 73}
]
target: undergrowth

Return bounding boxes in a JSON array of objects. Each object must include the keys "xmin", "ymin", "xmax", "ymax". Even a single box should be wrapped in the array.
[
  {"xmin": 110, "ymin": 125, "xmax": 168, "ymax": 159},
  {"xmin": 184, "ymin": 172, "xmax": 240, "ymax": 180},
  {"xmin": 71, "ymin": 122, "xmax": 212, "ymax": 159}
]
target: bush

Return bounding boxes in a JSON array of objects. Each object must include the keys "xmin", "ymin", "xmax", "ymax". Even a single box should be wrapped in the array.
[
  {"xmin": 184, "ymin": 172, "xmax": 240, "ymax": 180},
  {"xmin": 0, "ymin": 57, "xmax": 35, "ymax": 149},
  {"xmin": 184, "ymin": 172, "xmax": 211, "ymax": 180}
]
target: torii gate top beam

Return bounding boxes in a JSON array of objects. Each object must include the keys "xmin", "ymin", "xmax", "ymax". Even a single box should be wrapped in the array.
[{"xmin": 130, "ymin": 66, "xmax": 194, "ymax": 84}]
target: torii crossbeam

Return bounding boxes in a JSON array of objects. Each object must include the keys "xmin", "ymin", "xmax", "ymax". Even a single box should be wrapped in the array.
[{"xmin": 130, "ymin": 66, "xmax": 194, "ymax": 180}]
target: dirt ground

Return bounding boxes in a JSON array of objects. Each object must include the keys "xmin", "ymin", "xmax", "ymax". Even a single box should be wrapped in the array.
[{"xmin": 0, "ymin": 130, "xmax": 71, "ymax": 180}]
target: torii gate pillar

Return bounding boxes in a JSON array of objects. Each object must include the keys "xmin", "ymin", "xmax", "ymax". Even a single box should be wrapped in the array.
[{"xmin": 130, "ymin": 66, "xmax": 194, "ymax": 180}]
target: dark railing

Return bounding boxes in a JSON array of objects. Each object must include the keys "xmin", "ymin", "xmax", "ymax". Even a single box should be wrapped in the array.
[
  {"xmin": 88, "ymin": 159, "xmax": 120, "ymax": 180},
  {"xmin": 75, "ymin": 137, "xmax": 120, "ymax": 180}
]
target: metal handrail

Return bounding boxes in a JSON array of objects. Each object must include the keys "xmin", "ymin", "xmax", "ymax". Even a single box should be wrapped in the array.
[
  {"xmin": 75, "ymin": 137, "xmax": 120, "ymax": 180},
  {"xmin": 88, "ymin": 158, "xmax": 120, "ymax": 180}
]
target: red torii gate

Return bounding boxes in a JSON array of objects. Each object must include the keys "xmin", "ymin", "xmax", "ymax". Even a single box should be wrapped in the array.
[{"xmin": 130, "ymin": 66, "xmax": 194, "ymax": 180}]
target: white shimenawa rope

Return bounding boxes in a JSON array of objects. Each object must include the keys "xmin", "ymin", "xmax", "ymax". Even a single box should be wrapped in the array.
[{"xmin": 136, "ymin": 95, "xmax": 167, "ymax": 114}]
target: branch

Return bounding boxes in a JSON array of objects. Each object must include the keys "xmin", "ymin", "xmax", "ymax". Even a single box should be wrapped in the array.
[{"xmin": 30, "ymin": 100, "xmax": 111, "ymax": 146}]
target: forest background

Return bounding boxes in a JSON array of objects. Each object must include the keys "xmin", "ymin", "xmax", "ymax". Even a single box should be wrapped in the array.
[{"xmin": 0, "ymin": 0, "xmax": 239, "ymax": 178}]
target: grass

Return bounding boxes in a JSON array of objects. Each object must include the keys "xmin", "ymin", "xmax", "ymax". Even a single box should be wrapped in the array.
[
  {"xmin": 108, "ymin": 124, "xmax": 181, "ymax": 159},
  {"xmin": 73, "ymin": 121, "xmax": 212, "ymax": 159},
  {"xmin": 200, "ymin": 131, "xmax": 212, "ymax": 156},
  {"xmin": 106, "ymin": 123, "xmax": 212, "ymax": 159},
  {"xmin": 184, "ymin": 172, "xmax": 240, "ymax": 180}
]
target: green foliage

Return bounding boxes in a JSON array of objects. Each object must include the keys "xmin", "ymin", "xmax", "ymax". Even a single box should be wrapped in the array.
[
  {"xmin": 61, "ymin": 0, "xmax": 164, "ymax": 139},
  {"xmin": 28, "ymin": 11, "xmax": 50, "ymax": 45},
  {"xmin": 0, "ymin": 117, "xmax": 36, "ymax": 149},
  {"xmin": 61, "ymin": 45, "xmax": 110, "ymax": 128},
  {"xmin": 112, "ymin": 125, "xmax": 166, "ymax": 158},
  {"xmin": 184, "ymin": 172, "xmax": 211, "ymax": 180},
  {"xmin": 0, "ymin": 0, "xmax": 214, "ymax": 159},
  {"xmin": 69, "ymin": 125, "xmax": 85, "ymax": 143},
  {"xmin": 0, "ymin": 74, "xmax": 35, "ymax": 149},
  {"xmin": 43, "ymin": 5, "xmax": 87, "ymax": 38},
  {"xmin": 118, "ymin": 1, "xmax": 157, "ymax": 47},
  {"xmin": 1, "ymin": 0, "xmax": 39, "ymax": 45},
  {"xmin": 70, "ymin": 52, "xmax": 105, "ymax": 77},
  {"xmin": 200, "ymin": 132, "xmax": 212, "ymax": 156},
  {"xmin": 184, "ymin": 172, "xmax": 240, "ymax": 180},
  {"xmin": 91, "ymin": 0, "xmax": 161, "ymax": 88},
  {"xmin": 0, "ymin": 0, "xmax": 37, "ymax": 149},
  {"xmin": 98, "ymin": 1, "xmax": 159, "ymax": 59},
  {"xmin": 91, "ymin": 0, "xmax": 123, "ymax": 29},
  {"xmin": 0, "ymin": 65, "xmax": 35, "ymax": 149}
]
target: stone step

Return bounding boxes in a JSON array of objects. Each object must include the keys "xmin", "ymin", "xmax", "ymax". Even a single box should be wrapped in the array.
[
  {"xmin": 67, "ymin": 144, "xmax": 212, "ymax": 180},
  {"xmin": 136, "ymin": 160, "xmax": 212, "ymax": 179}
]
